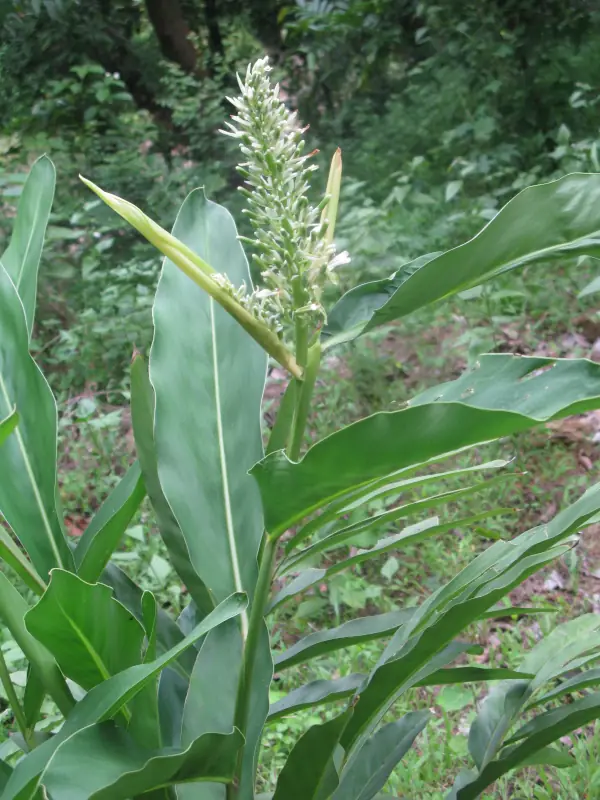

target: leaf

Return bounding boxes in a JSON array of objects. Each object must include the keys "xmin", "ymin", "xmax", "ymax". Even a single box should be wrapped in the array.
[
  {"xmin": 0, "ymin": 263, "xmax": 73, "ymax": 577},
  {"xmin": 452, "ymin": 692, "xmax": 600, "ymax": 799},
  {"xmin": 0, "ymin": 154, "xmax": 55, "ymax": 338},
  {"xmin": 273, "ymin": 609, "xmax": 415, "ymax": 671},
  {"xmin": 332, "ymin": 711, "xmax": 430, "ymax": 800},
  {"xmin": 579, "ymin": 274, "xmax": 600, "ymax": 297},
  {"xmin": 0, "ymin": 570, "xmax": 74, "ymax": 717},
  {"xmin": 272, "ymin": 710, "xmax": 352, "ymax": 800},
  {"xmin": 268, "ymin": 675, "xmax": 363, "ymax": 721},
  {"xmin": 25, "ymin": 569, "xmax": 145, "ymax": 693},
  {"xmin": 178, "ymin": 619, "xmax": 243, "ymax": 800},
  {"xmin": 0, "ymin": 758, "xmax": 13, "ymax": 791},
  {"xmin": 0, "ymin": 525, "xmax": 46, "ymax": 595},
  {"xmin": 252, "ymin": 354, "xmax": 600, "ymax": 536},
  {"xmin": 533, "ymin": 666, "xmax": 600, "ymax": 706},
  {"xmin": 271, "ymin": 510, "xmax": 511, "ymax": 609},
  {"xmin": 268, "ymin": 668, "xmax": 534, "ymax": 721},
  {"xmin": 130, "ymin": 355, "xmax": 214, "ymax": 618},
  {"xmin": 468, "ymin": 681, "xmax": 531, "ymax": 770},
  {"xmin": 0, "ymin": 408, "xmax": 17, "ymax": 446},
  {"xmin": 288, "ymin": 459, "xmax": 511, "ymax": 550},
  {"xmin": 335, "ymin": 478, "xmax": 600, "ymax": 759},
  {"xmin": 100, "ymin": 561, "xmax": 196, "ymax": 678},
  {"xmin": 238, "ymin": 623, "xmax": 273, "ymax": 800},
  {"xmin": 39, "ymin": 723, "xmax": 244, "ymax": 799},
  {"xmin": 82, "ymin": 177, "xmax": 300, "ymax": 378},
  {"xmin": 324, "ymin": 173, "xmax": 600, "ymax": 347},
  {"xmin": 75, "ymin": 461, "xmax": 146, "ymax": 583},
  {"xmin": 284, "ymin": 474, "xmax": 514, "ymax": 561},
  {"xmin": 281, "ymin": 509, "xmax": 511, "ymax": 577},
  {"xmin": 150, "ymin": 190, "xmax": 266, "ymax": 638},
  {"xmin": 2, "ymin": 592, "xmax": 247, "ymax": 800}
]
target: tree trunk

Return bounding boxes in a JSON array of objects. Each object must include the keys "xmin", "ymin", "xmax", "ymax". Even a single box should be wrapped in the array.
[{"xmin": 144, "ymin": 0, "xmax": 197, "ymax": 73}]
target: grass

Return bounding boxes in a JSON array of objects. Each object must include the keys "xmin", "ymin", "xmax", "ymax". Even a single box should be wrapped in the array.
[{"xmin": 2, "ymin": 253, "xmax": 600, "ymax": 796}]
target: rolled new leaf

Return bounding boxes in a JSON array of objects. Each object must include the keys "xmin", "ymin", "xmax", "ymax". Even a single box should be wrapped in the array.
[{"xmin": 80, "ymin": 177, "xmax": 302, "ymax": 379}]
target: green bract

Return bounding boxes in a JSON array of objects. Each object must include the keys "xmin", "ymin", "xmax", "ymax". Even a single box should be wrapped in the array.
[{"xmin": 2, "ymin": 60, "xmax": 600, "ymax": 799}]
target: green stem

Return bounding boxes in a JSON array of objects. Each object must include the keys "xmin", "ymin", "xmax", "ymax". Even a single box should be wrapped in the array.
[
  {"xmin": 229, "ymin": 327, "xmax": 321, "ymax": 799},
  {"xmin": 288, "ymin": 341, "xmax": 321, "ymax": 461},
  {"xmin": 0, "ymin": 647, "xmax": 32, "ymax": 749}
]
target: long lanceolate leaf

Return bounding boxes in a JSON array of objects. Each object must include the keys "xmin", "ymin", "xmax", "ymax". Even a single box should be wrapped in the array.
[
  {"xmin": 130, "ymin": 354, "xmax": 214, "ymax": 618},
  {"xmin": 324, "ymin": 172, "xmax": 600, "ymax": 347},
  {"xmin": 75, "ymin": 460, "xmax": 146, "ymax": 583},
  {"xmin": 0, "ymin": 263, "xmax": 72, "ymax": 577},
  {"xmin": 336, "ymin": 482, "xmax": 600, "ymax": 761},
  {"xmin": 0, "ymin": 154, "xmax": 55, "ymax": 339},
  {"xmin": 2, "ymin": 592, "xmax": 247, "ymax": 800},
  {"xmin": 150, "ymin": 190, "xmax": 267, "ymax": 633},
  {"xmin": 252, "ymin": 354, "xmax": 600, "ymax": 536},
  {"xmin": 39, "ymin": 724, "xmax": 244, "ymax": 799}
]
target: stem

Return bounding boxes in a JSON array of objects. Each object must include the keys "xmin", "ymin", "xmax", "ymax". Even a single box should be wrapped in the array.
[
  {"xmin": 230, "ymin": 319, "xmax": 321, "ymax": 799},
  {"xmin": 0, "ymin": 648, "xmax": 32, "ymax": 749},
  {"xmin": 288, "ymin": 341, "xmax": 321, "ymax": 462}
]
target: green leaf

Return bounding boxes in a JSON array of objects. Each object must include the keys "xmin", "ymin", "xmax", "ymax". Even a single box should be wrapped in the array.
[
  {"xmin": 122, "ymin": 591, "xmax": 160, "ymax": 749},
  {"xmin": 287, "ymin": 459, "xmax": 511, "ymax": 551},
  {"xmin": 0, "ymin": 570, "xmax": 73, "ymax": 718},
  {"xmin": 239, "ymin": 623, "xmax": 273, "ymax": 800},
  {"xmin": 451, "ymin": 692, "xmax": 600, "ymax": 799},
  {"xmin": 332, "ymin": 712, "xmax": 430, "ymax": 800},
  {"xmin": 281, "ymin": 509, "xmax": 511, "ymax": 577},
  {"xmin": 178, "ymin": 619, "xmax": 243, "ymax": 800},
  {"xmin": 101, "ymin": 561, "xmax": 196, "ymax": 678},
  {"xmin": 479, "ymin": 605, "xmax": 556, "ymax": 621},
  {"xmin": 23, "ymin": 667, "xmax": 45, "ymax": 729},
  {"xmin": 271, "ymin": 510, "xmax": 511, "ymax": 609},
  {"xmin": 335, "ymin": 478, "xmax": 600, "ymax": 760},
  {"xmin": 268, "ymin": 675, "xmax": 363, "ymax": 721},
  {"xmin": 324, "ymin": 173, "xmax": 600, "ymax": 346},
  {"xmin": 39, "ymin": 723, "xmax": 244, "ymax": 798},
  {"xmin": 579, "ymin": 274, "xmax": 600, "ymax": 297},
  {"xmin": 0, "ymin": 525, "xmax": 46, "ymax": 596},
  {"xmin": 0, "ymin": 758, "xmax": 13, "ymax": 791},
  {"xmin": 150, "ymin": 190, "xmax": 266, "ymax": 637},
  {"xmin": 272, "ymin": 710, "xmax": 352, "ymax": 800},
  {"xmin": 468, "ymin": 681, "xmax": 531, "ymax": 770},
  {"xmin": 533, "ymin": 666, "xmax": 600, "ymax": 706},
  {"xmin": 25, "ymin": 569, "xmax": 145, "ymax": 693},
  {"xmin": 0, "ymin": 263, "xmax": 73, "ymax": 577},
  {"xmin": 412, "ymin": 354, "xmax": 600, "ymax": 417},
  {"xmin": 283, "ymin": 473, "xmax": 515, "ymax": 560},
  {"xmin": 0, "ymin": 409, "xmax": 17, "ymax": 446},
  {"xmin": 0, "ymin": 155, "xmax": 55, "ymax": 338},
  {"xmin": 2, "ymin": 592, "xmax": 247, "ymax": 800},
  {"xmin": 273, "ymin": 609, "xmax": 415, "ymax": 672},
  {"xmin": 181, "ymin": 619, "xmax": 242, "ymax": 743},
  {"xmin": 130, "ymin": 354, "xmax": 214, "ymax": 617},
  {"xmin": 252, "ymin": 354, "xmax": 600, "ymax": 536},
  {"xmin": 75, "ymin": 461, "xmax": 146, "ymax": 583},
  {"xmin": 268, "ymin": 668, "xmax": 534, "ymax": 721}
]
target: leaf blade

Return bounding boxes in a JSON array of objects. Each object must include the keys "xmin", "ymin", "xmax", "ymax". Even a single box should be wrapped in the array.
[{"xmin": 0, "ymin": 154, "xmax": 55, "ymax": 337}]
